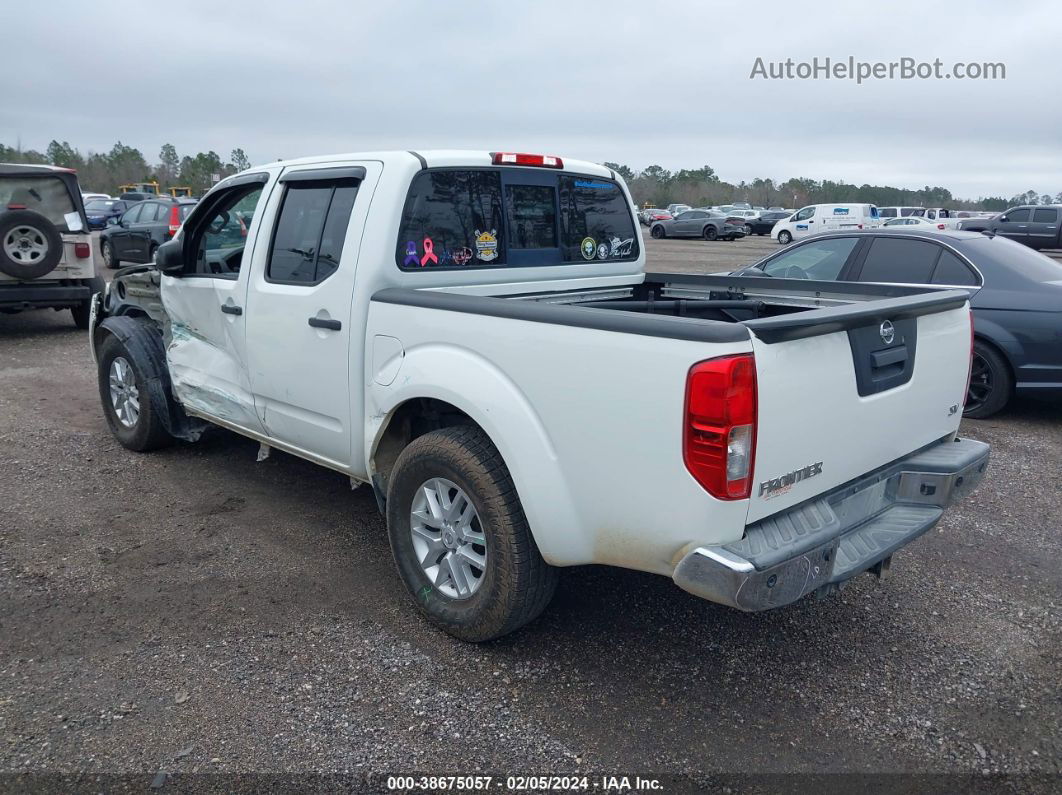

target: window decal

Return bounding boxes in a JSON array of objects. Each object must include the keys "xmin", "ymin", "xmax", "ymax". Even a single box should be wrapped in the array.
[
  {"xmin": 420, "ymin": 236, "xmax": 438, "ymax": 266},
  {"xmin": 580, "ymin": 236, "xmax": 596, "ymax": 260},
  {"xmin": 403, "ymin": 240, "xmax": 419, "ymax": 266},
  {"xmin": 474, "ymin": 229, "xmax": 498, "ymax": 262}
]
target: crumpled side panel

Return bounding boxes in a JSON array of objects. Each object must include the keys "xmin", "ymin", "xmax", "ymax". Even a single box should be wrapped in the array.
[{"xmin": 165, "ymin": 321, "xmax": 263, "ymax": 431}]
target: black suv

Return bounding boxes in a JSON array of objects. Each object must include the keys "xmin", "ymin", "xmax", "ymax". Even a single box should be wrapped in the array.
[{"xmin": 100, "ymin": 197, "xmax": 197, "ymax": 268}]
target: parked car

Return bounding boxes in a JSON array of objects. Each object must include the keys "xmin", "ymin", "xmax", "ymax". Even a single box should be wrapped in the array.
[
  {"xmin": 730, "ymin": 202, "xmax": 752, "ymax": 210},
  {"xmin": 728, "ymin": 227, "xmax": 1062, "ymax": 417},
  {"xmin": 650, "ymin": 209, "xmax": 745, "ymax": 241},
  {"xmin": 100, "ymin": 197, "xmax": 197, "ymax": 268},
  {"xmin": 84, "ymin": 198, "xmax": 132, "ymax": 230},
  {"xmin": 89, "ymin": 150, "xmax": 986, "ymax": 641},
  {"xmin": 666, "ymin": 203, "xmax": 691, "ymax": 218},
  {"xmin": 883, "ymin": 216, "xmax": 949, "ymax": 231},
  {"xmin": 0, "ymin": 163, "xmax": 101, "ymax": 328},
  {"xmin": 956, "ymin": 205, "xmax": 1062, "ymax": 250},
  {"xmin": 641, "ymin": 208, "xmax": 672, "ymax": 225},
  {"xmin": 81, "ymin": 192, "xmax": 111, "ymax": 203},
  {"xmin": 877, "ymin": 206, "xmax": 926, "ymax": 219},
  {"xmin": 118, "ymin": 191, "xmax": 155, "ymax": 203},
  {"xmin": 745, "ymin": 210, "xmax": 791, "ymax": 236},
  {"xmin": 772, "ymin": 203, "xmax": 882, "ymax": 244}
]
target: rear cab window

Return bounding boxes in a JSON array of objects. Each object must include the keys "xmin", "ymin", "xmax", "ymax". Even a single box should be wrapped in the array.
[{"xmin": 395, "ymin": 168, "xmax": 638, "ymax": 269}]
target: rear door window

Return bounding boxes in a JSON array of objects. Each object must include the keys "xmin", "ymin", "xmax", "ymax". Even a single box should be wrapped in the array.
[
  {"xmin": 1032, "ymin": 208, "xmax": 1058, "ymax": 223},
  {"xmin": 269, "ymin": 180, "xmax": 359, "ymax": 284},
  {"xmin": 857, "ymin": 237, "xmax": 941, "ymax": 283}
]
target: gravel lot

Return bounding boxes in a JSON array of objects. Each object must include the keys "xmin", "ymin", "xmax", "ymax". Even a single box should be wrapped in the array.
[{"xmin": 1, "ymin": 235, "xmax": 1059, "ymax": 790}]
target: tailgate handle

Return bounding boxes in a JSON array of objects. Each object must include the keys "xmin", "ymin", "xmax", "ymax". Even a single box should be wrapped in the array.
[{"xmin": 871, "ymin": 346, "xmax": 907, "ymax": 368}]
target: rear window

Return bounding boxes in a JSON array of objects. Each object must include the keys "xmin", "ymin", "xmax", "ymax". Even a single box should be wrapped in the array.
[
  {"xmin": 0, "ymin": 176, "xmax": 79, "ymax": 232},
  {"xmin": 178, "ymin": 204, "xmax": 196, "ymax": 221},
  {"xmin": 395, "ymin": 169, "xmax": 637, "ymax": 269}
]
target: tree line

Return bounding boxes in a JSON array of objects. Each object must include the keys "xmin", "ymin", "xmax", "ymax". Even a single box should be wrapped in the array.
[
  {"xmin": 0, "ymin": 140, "xmax": 253, "ymax": 196},
  {"xmin": 603, "ymin": 162, "xmax": 1062, "ymax": 212},
  {"xmin": 1, "ymin": 140, "xmax": 1058, "ymax": 210}
]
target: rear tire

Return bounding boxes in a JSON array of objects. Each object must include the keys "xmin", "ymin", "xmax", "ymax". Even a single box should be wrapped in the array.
[
  {"xmin": 703, "ymin": 225, "xmax": 718, "ymax": 241},
  {"xmin": 778, "ymin": 230, "xmax": 793, "ymax": 244},
  {"xmin": 386, "ymin": 426, "xmax": 558, "ymax": 642},
  {"xmin": 744, "ymin": 224, "xmax": 753, "ymax": 236},
  {"xmin": 97, "ymin": 332, "xmax": 175, "ymax": 451},
  {"xmin": 964, "ymin": 340, "xmax": 1012, "ymax": 419}
]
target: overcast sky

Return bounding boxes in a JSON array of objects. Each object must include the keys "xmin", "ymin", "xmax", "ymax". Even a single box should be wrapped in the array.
[{"xmin": 2, "ymin": 1, "xmax": 1060, "ymax": 199}]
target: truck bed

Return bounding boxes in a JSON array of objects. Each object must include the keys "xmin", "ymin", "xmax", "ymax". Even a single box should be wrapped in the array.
[{"xmin": 373, "ymin": 272, "xmax": 970, "ymax": 346}]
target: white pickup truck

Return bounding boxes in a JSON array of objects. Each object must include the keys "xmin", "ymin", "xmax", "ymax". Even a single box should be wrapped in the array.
[{"xmin": 89, "ymin": 150, "xmax": 990, "ymax": 642}]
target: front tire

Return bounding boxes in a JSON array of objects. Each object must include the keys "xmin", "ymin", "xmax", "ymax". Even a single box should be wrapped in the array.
[
  {"xmin": 650, "ymin": 225, "xmax": 665, "ymax": 239},
  {"xmin": 97, "ymin": 332, "xmax": 174, "ymax": 451},
  {"xmin": 101, "ymin": 239, "xmax": 120, "ymax": 269},
  {"xmin": 964, "ymin": 341, "xmax": 1013, "ymax": 419},
  {"xmin": 777, "ymin": 230, "xmax": 793, "ymax": 244},
  {"xmin": 386, "ymin": 426, "xmax": 557, "ymax": 642},
  {"xmin": 744, "ymin": 224, "xmax": 753, "ymax": 236}
]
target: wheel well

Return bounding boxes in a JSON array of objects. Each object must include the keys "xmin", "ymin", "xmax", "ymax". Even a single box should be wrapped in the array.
[
  {"xmin": 371, "ymin": 398, "xmax": 483, "ymax": 498},
  {"xmin": 973, "ymin": 334, "xmax": 1015, "ymax": 388}
]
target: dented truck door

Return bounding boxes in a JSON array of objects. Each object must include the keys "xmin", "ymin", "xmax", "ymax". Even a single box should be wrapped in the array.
[{"xmin": 162, "ymin": 172, "xmax": 277, "ymax": 433}]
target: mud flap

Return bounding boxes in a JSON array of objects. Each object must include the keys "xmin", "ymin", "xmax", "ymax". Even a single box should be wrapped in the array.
[{"xmin": 97, "ymin": 315, "xmax": 209, "ymax": 442}]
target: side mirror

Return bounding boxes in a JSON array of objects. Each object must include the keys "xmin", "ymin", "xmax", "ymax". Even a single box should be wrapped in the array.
[
  {"xmin": 155, "ymin": 239, "xmax": 185, "ymax": 275},
  {"xmin": 998, "ymin": 215, "xmax": 1008, "ymax": 222},
  {"xmin": 107, "ymin": 216, "xmax": 119, "ymax": 226}
]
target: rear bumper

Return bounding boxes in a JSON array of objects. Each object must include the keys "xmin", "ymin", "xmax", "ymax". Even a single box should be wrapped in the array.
[
  {"xmin": 673, "ymin": 437, "xmax": 990, "ymax": 611},
  {"xmin": 0, "ymin": 284, "xmax": 92, "ymax": 310}
]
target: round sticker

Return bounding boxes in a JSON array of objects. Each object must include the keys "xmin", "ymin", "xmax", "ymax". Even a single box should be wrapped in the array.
[
  {"xmin": 580, "ymin": 237, "xmax": 596, "ymax": 261},
  {"xmin": 596, "ymin": 242, "xmax": 610, "ymax": 260}
]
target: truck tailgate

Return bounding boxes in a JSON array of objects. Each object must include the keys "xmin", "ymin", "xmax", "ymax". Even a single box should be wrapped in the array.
[{"xmin": 743, "ymin": 290, "xmax": 971, "ymax": 523}]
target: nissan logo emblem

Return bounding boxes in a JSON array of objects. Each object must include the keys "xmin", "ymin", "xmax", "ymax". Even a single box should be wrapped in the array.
[{"xmin": 880, "ymin": 320, "xmax": 896, "ymax": 345}]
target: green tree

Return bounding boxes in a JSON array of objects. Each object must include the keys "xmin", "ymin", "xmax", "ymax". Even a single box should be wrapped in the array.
[
  {"xmin": 158, "ymin": 143, "xmax": 180, "ymax": 187},
  {"xmin": 229, "ymin": 148, "xmax": 252, "ymax": 173},
  {"xmin": 45, "ymin": 140, "xmax": 83, "ymax": 170}
]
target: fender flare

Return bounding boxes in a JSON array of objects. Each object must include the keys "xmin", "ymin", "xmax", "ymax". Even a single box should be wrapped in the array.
[
  {"xmin": 95, "ymin": 315, "xmax": 206, "ymax": 442},
  {"xmin": 367, "ymin": 343, "xmax": 589, "ymax": 565}
]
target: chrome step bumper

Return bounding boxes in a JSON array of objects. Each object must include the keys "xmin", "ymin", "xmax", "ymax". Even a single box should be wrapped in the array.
[{"xmin": 673, "ymin": 437, "xmax": 990, "ymax": 611}]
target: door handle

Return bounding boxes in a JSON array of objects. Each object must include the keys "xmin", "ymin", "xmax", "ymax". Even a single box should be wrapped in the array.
[
  {"xmin": 220, "ymin": 304, "xmax": 242, "ymax": 315},
  {"xmin": 308, "ymin": 316, "xmax": 341, "ymax": 331}
]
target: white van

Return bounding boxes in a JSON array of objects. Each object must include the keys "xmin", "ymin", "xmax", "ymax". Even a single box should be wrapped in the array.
[
  {"xmin": 877, "ymin": 206, "xmax": 924, "ymax": 219},
  {"xmin": 773, "ymin": 204, "xmax": 881, "ymax": 244}
]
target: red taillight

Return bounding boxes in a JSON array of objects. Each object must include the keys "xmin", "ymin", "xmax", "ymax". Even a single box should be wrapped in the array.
[
  {"xmin": 167, "ymin": 205, "xmax": 181, "ymax": 237},
  {"xmin": 491, "ymin": 152, "xmax": 563, "ymax": 168},
  {"xmin": 937, "ymin": 223, "xmax": 946, "ymax": 230},
  {"xmin": 7, "ymin": 203, "xmax": 26, "ymax": 210},
  {"xmin": 74, "ymin": 242, "xmax": 91, "ymax": 259},
  {"xmin": 684, "ymin": 354, "xmax": 758, "ymax": 500},
  {"xmin": 964, "ymin": 313, "xmax": 975, "ymax": 406},
  {"xmin": 857, "ymin": 223, "xmax": 864, "ymax": 229}
]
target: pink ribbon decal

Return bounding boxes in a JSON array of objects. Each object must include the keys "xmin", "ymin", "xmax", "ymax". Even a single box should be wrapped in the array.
[{"xmin": 420, "ymin": 237, "xmax": 438, "ymax": 266}]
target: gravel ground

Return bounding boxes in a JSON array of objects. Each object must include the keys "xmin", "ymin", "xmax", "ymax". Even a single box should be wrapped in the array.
[{"xmin": 0, "ymin": 238, "xmax": 1060, "ymax": 791}]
